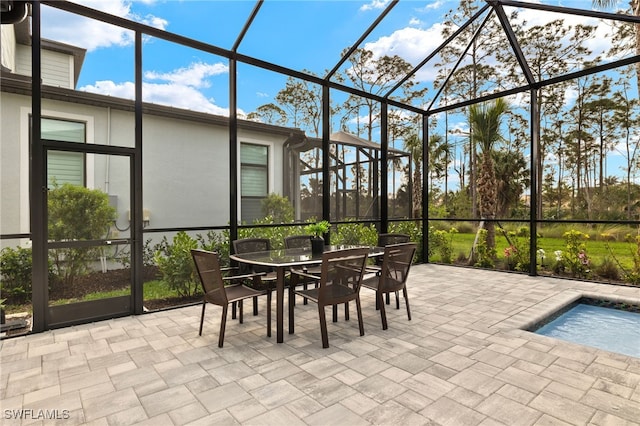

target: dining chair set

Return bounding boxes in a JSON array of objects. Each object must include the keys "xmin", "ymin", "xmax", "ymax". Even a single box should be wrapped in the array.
[{"xmin": 190, "ymin": 234, "xmax": 417, "ymax": 348}]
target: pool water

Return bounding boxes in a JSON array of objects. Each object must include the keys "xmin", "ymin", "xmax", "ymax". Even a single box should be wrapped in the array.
[{"xmin": 535, "ymin": 303, "xmax": 640, "ymax": 358}]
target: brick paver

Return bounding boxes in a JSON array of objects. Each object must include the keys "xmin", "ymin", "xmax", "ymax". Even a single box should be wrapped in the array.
[{"xmin": 2, "ymin": 264, "xmax": 640, "ymax": 425}]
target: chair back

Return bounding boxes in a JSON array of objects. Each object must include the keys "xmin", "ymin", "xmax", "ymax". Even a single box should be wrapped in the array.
[
  {"xmin": 191, "ymin": 249, "xmax": 228, "ymax": 306},
  {"xmin": 376, "ymin": 233, "xmax": 410, "ymax": 266},
  {"xmin": 232, "ymin": 238, "xmax": 272, "ymax": 274},
  {"xmin": 284, "ymin": 235, "xmax": 313, "ymax": 249},
  {"xmin": 379, "ymin": 243, "xmax": 417, "ymax": 293},
  {"xmin": 377, "ymin": 233, "xmax": 410, "ymax": 247},
  {"xmin": 318, "ymin": 247, "xmax": 369, "ymax": 304}
]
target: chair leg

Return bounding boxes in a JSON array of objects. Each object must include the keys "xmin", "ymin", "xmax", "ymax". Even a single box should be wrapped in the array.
[
  {"xmin": 403, "ymin": 287, "xmax": 411, "ymax": 321},
  {"xmin": 219, "ymin": 304, "xmax": 228, "ymax": 348},
  {"xmin": 303, "ymin": 281, "xmax": 308, "ymax": 305},
  {"xmin": 319, "ymin": 304, "xmax": 330, "ymax": 348},
  {"xmin": 253, "ymin": 296, "xmax": 259, "ymax": 316},
  {"xmin": 267, "ymin": 291, "xmax": 272, "ymax": 338},
  {"xmin": 395, "ymin": 290, "xmax": 400, "ymax": 310},
  {"xmin": 378, "ymin": 292, "xmax": 388, "ymax": 330},
  {"xmin": 385, "ymin": 292, "xmax": 391, "ymax": 305},
  {"xmin": 288, "ymin": 285, "xmax": 295, "ymax": 334},
  {"xmin": 199, "ymin": 302, "xmax": 206, "ymax": 336},
  {"xmin": 332, "ymin": 305, "xmax": 338, "ymax": 322},
  {"xmin": 355, "ymin": 296, "xmax": 365, "ymax": 336},
  {"xmin": 232, "ymin": 301, "xmax": 237, "ymax": 319},
  {"xmin": 344, "ymin": 302, "xmax": 349, "ymax": 321},
  {"xmin": 239, "ymin": 300, "xmax": 244, "ymax": 324}
]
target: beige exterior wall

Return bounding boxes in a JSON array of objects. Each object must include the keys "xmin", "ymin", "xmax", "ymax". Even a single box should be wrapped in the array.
[
  {"xmin": 0, "ymin": 90, "xmax": 290, "ymax": 248},
  {"xmin": 15, "ymin": 45, "xmax": 73, "ymax": 88},
  {"xmin": 1, "ymin": 25, "xmax": 17, "ymax": 72}
]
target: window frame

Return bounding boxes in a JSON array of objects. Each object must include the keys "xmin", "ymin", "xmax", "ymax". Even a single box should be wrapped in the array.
[{"xmin": 240, "ymin": 142, "xmax": 269, "ymax": 223}]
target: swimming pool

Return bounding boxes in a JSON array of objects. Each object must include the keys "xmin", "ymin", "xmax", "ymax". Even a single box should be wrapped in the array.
[{"xmin": 533, "ymin": 299, "xmax": 640, "ymax": 358}]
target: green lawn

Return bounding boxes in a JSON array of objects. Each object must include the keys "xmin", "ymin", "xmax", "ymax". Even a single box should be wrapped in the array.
[{"xmin": 442, "ymin": 231, "xmax": 637, "ymax": 273}]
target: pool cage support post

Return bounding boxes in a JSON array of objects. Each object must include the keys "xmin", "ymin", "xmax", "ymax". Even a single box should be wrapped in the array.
[
  {"xmin": 422, "ymin": 115, "xmax": 429, "ymax": 264},
  {"xmin": 529, "ymin": 87, "xmax": 539, "ymax": 277}
]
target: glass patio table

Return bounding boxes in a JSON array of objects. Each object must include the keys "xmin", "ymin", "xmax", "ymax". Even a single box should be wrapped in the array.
[{"xmin": 230, "ymin": 245, "xmax": 385, "ymax": 343}]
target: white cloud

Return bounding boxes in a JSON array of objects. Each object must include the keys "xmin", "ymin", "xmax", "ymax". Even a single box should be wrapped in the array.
[
  {"xmin": 361, "ymin": 3, "xmax": 618, "ymax": 85},
  {"xmin": 79, "ymin": 61, "xmax": 237, "ymax": 116},
  {"xmin": 145, "ymin": 62, "xmax": 228, "ymax": 89},
  {"xmin": 80, "ymin": 79, "xmax": 231, "ymax": 115},
  {"xmin": 41, "ymin": 0, "xmax": 167, "ymax": 51},
  {"xmin": 360, "ymin": 0, "xmax": 391, "ymax": 12},
  {"xmin": 363, "ymin": 24, "xmax": 447, "ymax": 81},
  {"xmin": 419, "ymin": 1, "xmax": 446, "ymax": 12}
]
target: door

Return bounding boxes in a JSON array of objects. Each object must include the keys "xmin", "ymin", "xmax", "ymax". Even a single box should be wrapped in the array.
[{"xmin": 45, "ymin": 147, "xmax": 136, "ymax": 328}]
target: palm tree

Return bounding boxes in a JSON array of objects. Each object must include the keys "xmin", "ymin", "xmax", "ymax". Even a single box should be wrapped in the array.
[
  {"xmin": 592, "ymin": 0, "xmax": 640, "ymax": 97},
  {"xmin": 403, "ymin": 133, "xmax": 423, "ymax": 219},
  {"xmin": 469, "ymin": 98, "xmax": 509, "ymax": 254},
  {"xmin": 428, "ymin": 134, "xmax": 450, "ymax": 196}
]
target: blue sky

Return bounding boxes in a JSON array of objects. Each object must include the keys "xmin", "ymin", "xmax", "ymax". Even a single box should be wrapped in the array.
[{"xmin": 40, "ymin": 0, "xmax": 619, "ymax": 119}]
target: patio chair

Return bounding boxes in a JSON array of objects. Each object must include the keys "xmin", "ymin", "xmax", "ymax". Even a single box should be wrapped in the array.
[
  {"xmin": 361, "ymin": 242, "xmax": 416, "ymax": 330},
  {"xmin": 232, "ymin": 238, "xmax": 278, "ymax": 316},
  {"xmin": 191, "ymin": 249, "xmax": 271, "ymax": 348},
  {"xmin": 372, "ymin": 233, "xmax": 411, "ymax": 308},
  {"xmin": 288, "ymin": 247, "xmax": 369, "ymax": 348},
  {"xmin": 284, "ymin": 235, "xmax": 320, "ymax": 305}
]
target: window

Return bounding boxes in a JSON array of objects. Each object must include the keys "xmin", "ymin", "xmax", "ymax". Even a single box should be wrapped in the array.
[
  {"xmin": 41, "ymin": 118, "xmax": 86, "ymax": 187},
  {"xmin": 241, "ymin": 143, "xmax": 268, "ymax": 222}
]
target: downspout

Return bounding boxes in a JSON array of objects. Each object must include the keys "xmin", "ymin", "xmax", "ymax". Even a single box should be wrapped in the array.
[
  {"xmin": 282, "ymin": 133, "xmax": 307, "ymax": 221},
  {"xmin": 101, "ymin": 107, "xmax": 111, "ymax": 273}
]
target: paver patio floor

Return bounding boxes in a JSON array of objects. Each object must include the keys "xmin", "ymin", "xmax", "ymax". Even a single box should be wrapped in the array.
[{"xmin": 2, "ymin": 264, "xmax": 640, "ymax": 425}]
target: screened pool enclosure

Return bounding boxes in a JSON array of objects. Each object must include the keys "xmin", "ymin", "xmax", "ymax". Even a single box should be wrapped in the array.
[{"xmin": 2, "ymin": 0, "xmax": 640, "ymax": 332}]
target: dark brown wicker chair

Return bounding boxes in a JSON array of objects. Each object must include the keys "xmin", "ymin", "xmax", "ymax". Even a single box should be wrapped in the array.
[
  {"xmin": 284, "ymin": 235, "xmax": 313, "ymax": 250},
  {"xmin": 232, "ymin": 238, "xmax": 278, "ymax": 315},
  {"xmin": 373, "ymin": 233, "xmax": 411, "ymax": 308},
  {"xmin": 361, "ymin": 242, "xmax": 416, "ymax": 330},
  {"xmin": 191, "ymin": 249, "xmax": 271, "ymax": 348},
  {"xmin": 288, "ymin": 247, "xmax": 369, "ymax": 348},
  {"xmin": 284, "ymin": 235, "xmax": 320, "ymax": 305}
]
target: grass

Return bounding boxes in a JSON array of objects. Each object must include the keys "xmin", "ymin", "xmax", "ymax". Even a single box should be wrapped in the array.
[
  {"xmin": 7, "ymin": 280, "xmax": 181, "ymax": 313},
  {"xmin": 439, "ymin": 229, "xmax": 639, "ymax": 273}
]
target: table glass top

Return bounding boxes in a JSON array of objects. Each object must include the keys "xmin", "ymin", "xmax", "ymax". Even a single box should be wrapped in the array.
[{"xmin": 230, "ymin": 245, "xmax": 384, "ymax": 267}]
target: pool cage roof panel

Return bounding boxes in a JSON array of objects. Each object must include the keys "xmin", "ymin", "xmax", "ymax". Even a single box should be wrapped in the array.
[{"xmin": 41, "ymin": 0, "xmax": 640, "ymax": 118}]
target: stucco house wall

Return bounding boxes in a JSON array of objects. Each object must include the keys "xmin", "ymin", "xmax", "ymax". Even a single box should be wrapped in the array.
[{"xmin": 0, "ymin": 75, "xmax": 305, "ymax": 249}]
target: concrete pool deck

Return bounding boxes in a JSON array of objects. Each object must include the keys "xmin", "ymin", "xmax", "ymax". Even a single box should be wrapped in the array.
[{"xmin": 1, "ymin": 264, "xmax": 640, "ymax": 425}]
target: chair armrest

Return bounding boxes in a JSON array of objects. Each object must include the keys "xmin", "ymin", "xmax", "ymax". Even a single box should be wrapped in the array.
[{"xmin": 222, "ymin": 271, "xmax": 266, "ymax": 282}]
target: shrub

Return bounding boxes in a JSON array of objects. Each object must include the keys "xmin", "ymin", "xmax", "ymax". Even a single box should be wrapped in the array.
[
  {"xmin": 561, "ymin": 230, "xmax": 591, "ymax": 278},
  {"xmin": 261, "ymin": 193, "xmax": 294, "ymax": 223},
  {"xmin": 473, "ymin": 228, "xmax": 495, "ymax": 268},
  {"xmin": 594, "ymin": 257, "xmax": 621, "ymax": 281},
  {"xmin": 1, "ymin": 246, "xmax": 33, "ymax": 304},
  {"xmin": 603, "ymin": 233, "xmax": 640, "ymax": 285},
  {"xmin": 333, "ymin": 221, "xmax": 378, "ymax": 246},
  {"xmin": 153, "ymin": 231, "xmax": 200, "ymax": 298},
  {"xmin": 501, "ymin": 226, "xmax": 530, "ymax": 272},
  {"xmin": 430, "ymin": 227, "xmax": 457, "ymax": 264},
  {"xmin": 196, "ymin": 230, "xmax": 230, "ymax": 265},
  {"xmin": 388, "ymin": 221, "xmax": 423, "ymax": 261},
  {"xmin": 0, "ymin": 246, "xmax": 56, "ymax": 305},
  {"xmin": 48, "ymin": 183, "xmax": 116, "ymax": 284}
]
